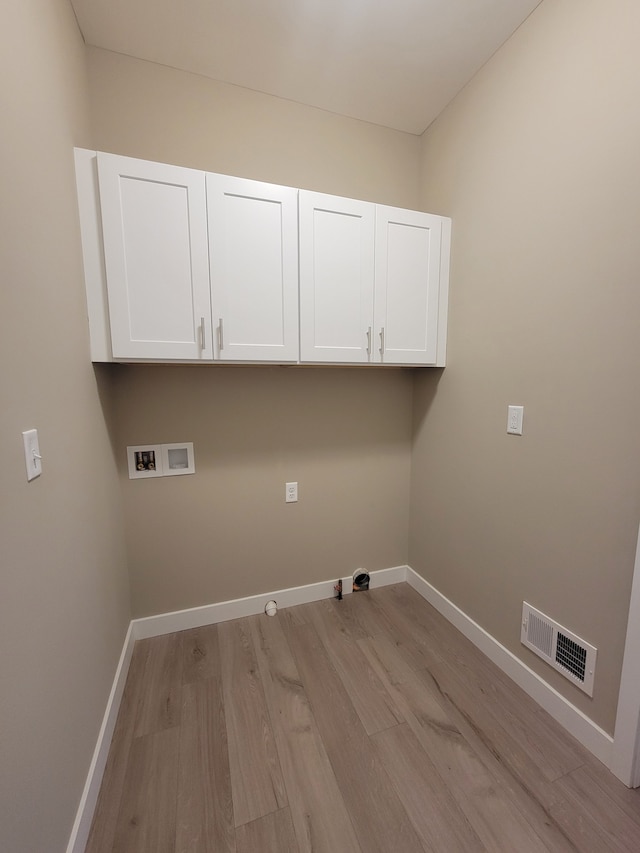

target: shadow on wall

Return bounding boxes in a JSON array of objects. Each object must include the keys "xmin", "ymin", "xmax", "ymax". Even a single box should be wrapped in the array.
[
  {"xmin": 93, "ymin": 362, "xmax": 126, "ymax": 463},
  {"xmin": 412, "ymin": 367, "xmax": 445, "ymax": 437},
  {"xmin": 111, "ymin": 364, "xmax": 415, "ymax": 470}
]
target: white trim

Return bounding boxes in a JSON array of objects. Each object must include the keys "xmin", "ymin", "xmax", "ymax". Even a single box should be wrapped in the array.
[
  {"xmin": 66, "ymin": 563, "xmax": 407, "ymax": 850},
  {"xmin": 435, "ymin": 215, "xmax": 451, "ymax": 367},
  {"xmin": 611, "ymin": 522, "xmax": 640, "ymax": 787},
  {"xmin": 132, "ymin": 565, "xmax": 408, "ymax": 640},
  {"xmin": 73, "ymin": 148, "xmax": 112, "ymax": 363},
  {"xmin": 68, "ymin": 558, "xmax": 630, "ymax": 853},
  {"xmin": 65, "ymin": 623, "xmax": 135, "ymax": 853},
  {"xmin": 69, "ymin": 557, "xmax": 633, "ymax": 852},
  {"xmin": 406, "ymin": 567, "xmax": 614, "ymax": 768},
  {"xmin": 366, "ymin": 564, "xmax": 407, "ymax": 587}
]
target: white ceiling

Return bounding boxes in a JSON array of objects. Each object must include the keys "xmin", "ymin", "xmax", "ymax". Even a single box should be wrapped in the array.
[{"xmin": 70, "ymin": 0, "xmax": 542, "ymax": 135}]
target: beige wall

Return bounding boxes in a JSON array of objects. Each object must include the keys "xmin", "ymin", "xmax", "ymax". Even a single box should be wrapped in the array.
[
  {"xmin": 113, "ymin": 366, "xmax": 413, "ymax": 616},
  {"xmin": 411, "ymin": 0, "xmax": 640, "ymax": 734},
  {"xmin": 5, "ymin": 3, "xmax": 637, "ymax": 847},
  {"xmin": 0, "ymin": 3, "xmax": 130, "ymax": 851},
  {"xmin": 87, "ymin": 51, "xmax": 418, "ymax": 617},
  {"xmin": 86, "ymin": 47, "xmax": 422, "ymax": 208}
]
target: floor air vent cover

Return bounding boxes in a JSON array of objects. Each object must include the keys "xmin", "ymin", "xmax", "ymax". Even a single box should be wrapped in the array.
[{"xmin": 521, "ymin": 602, "xmax": 596, "ymax": 696}]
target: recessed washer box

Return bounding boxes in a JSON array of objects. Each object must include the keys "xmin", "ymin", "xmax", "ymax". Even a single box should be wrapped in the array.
[
  {"xmin": 127, "ymin": 444, "xmax": 163, "ymax": 479},
  {"xmin": 127, "ymin": 442, "xmax": 195, "ymax": 479}
]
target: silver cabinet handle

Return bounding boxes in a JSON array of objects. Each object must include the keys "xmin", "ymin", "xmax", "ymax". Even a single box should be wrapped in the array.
[
  {"xmin": 218, "ymin": 318, "xmax": 224, "ymax": 351},
  {"xmin": 200, "ymin": 317, "xmax": 206, "ymax": 350},
  {"xmin": 379, "ymin": 327, "xmax": 385, "ymax": 356},
  {"xmin": 366, "ymin": 326, "xmax": 372, "ymax": 357}
]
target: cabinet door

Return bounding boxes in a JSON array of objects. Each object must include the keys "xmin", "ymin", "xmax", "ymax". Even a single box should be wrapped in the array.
[
  {"xmin": 299, "ymin": 191, "xmax": 375, "ymax": 363},
  {"xmin": 97, "ymin": 153, "xmax": 212, "ymax": 360},
  {"xmin": 374, "ymin": 206, "xmax": 444, "ymax": 365},
  {"xmin": 207, "ymin": 175, "xmax": 299, "ymax": 362}
]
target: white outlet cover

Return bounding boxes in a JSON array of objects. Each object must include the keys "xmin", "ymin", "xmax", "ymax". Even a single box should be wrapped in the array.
[{"xmin": 285, "ymin": 481, "xmax": 298, "ymax": 502}]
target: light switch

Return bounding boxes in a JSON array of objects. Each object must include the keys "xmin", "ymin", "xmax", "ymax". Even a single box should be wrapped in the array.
[
  {"xmin": 507, "ymin": 405, "xmax": 524, "ymax": 435},
  {"xmin": 22, "ymin": 429, "xmax": 42, "ymax": 481}
]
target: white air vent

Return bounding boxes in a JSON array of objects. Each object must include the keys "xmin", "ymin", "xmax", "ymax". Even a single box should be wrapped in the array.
[{"xmin": 521, "ymin": 602, "xmax": 597, "ymax": 697}]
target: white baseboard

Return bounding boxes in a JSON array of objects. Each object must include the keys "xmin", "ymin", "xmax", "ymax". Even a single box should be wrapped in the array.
[
  {"xmin": 132, "ymin": 565, "xmax": 408, "ymax": 640},
  {"xmin": 406, "ymin": 567, "xmax": 614, "ymax": 767},
  {"xmin": 66, "ymin": 623, "xmax": 135, "ymax": 853},
  {"xmin": 67, "ymin": 564, "xmax": 407, "ymax": 850},
  {"xmin": 72, "ymin": 562, "xmax": 617, "ymax": 852}
]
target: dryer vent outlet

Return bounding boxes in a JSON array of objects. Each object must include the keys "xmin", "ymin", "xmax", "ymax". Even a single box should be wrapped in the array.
[{"xmin": 521, "ymin": 602, "xmax": 597, "ymax": 697}]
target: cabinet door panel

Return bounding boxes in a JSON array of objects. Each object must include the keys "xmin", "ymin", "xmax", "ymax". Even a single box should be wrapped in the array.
[
  {"xmin": 299, "ymin": 191, "xmax": 375, "ymax": 363},
  {"xmin": 97, "ymin": 153, "xmax": 212, "ymax": 360},
  {"xmin": 207, "ymin": 175, "xmax": 298, "ymax": 362},
  {"xmin": 374, "ymin": 207, "xmax": 443, "ymax": 365}
]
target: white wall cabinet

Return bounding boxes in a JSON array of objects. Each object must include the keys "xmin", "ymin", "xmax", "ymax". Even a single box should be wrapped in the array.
[
  {"xmin": 96, "ymin": 152, "xmax": 213, "ymax": 360},
  {"xmin": 207, "ymin": 174, "xmax": 299, "ymax": 362},
  {"xmin": 299, "ymin": 193, "xmax": 450, "ymax": 366},
  {"xmin": 374, "ymin": 206, "xmax": 447, "ymax": 366},
  {"xmin": 75, "ymin": 149, "xmax": 450, "ymax": 367},
  {"xmin": 299, "ymin": 191, "xmax": 376, "ymax": 363}
]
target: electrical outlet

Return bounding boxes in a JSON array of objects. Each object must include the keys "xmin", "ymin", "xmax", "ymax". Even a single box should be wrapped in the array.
[
  {"xmin": 285, "ymin": 482, "xmax": 298, "ymax": 503},
  {"xmin": 507, "ymin": 405, "xmax": 524, "ymax": 435}
]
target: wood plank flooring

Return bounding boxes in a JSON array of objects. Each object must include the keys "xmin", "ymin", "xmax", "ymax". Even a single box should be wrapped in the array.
[{"xmin": 85, "ymin": 584, "xmax": 640, "ymax": 852}]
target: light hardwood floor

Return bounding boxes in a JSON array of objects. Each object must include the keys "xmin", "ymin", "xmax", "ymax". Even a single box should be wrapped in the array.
[{"xmin": 86, "ymin": 584, "xmax": 640, "ymax": 852}]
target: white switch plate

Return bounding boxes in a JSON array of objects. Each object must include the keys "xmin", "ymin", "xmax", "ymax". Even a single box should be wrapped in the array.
[
  {"xmin": 285, "ymin": 482, "xmax": 298, "ymax": 503},
  {"xmin": 507, "ymin": 405, "xmax": 524, "ymax": 435},
  {"xmin": 22, "ymin": 429, "xmax": 42, "ymax": 481}
]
